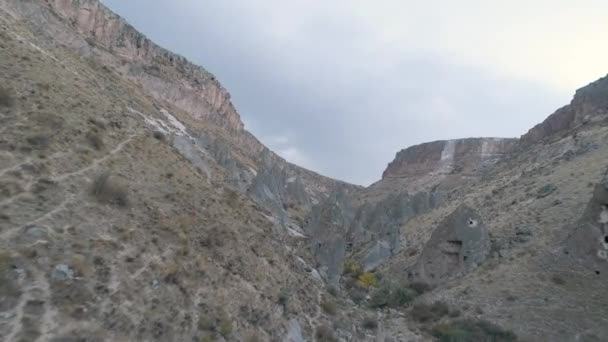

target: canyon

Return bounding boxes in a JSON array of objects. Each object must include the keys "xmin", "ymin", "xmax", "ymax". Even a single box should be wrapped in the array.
[{"xmin": 0, "ymin": 1, "xmax": 607, "ymax": 341}]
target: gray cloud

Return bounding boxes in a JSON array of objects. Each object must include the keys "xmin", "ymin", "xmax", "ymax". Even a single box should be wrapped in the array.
[{"xmin": 103, "ymin": 0, "xmax": 571, "ymax": 185}]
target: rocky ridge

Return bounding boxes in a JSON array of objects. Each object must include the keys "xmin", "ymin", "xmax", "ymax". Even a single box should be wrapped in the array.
[{"xmin": 1, "ymin": 0, "xmax": 608, "ymax": 341}]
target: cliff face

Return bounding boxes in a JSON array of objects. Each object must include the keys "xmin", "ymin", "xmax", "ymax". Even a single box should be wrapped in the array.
[
  {"xmin": 382, "ymin": 137, "xmax": 518, "ymax": 179},
  {"xmin": 1, "ymin": 0, "xmax": 355, "ymax": 216},
  {"xmin": 42, "ymin": 0, "xmax": 244, "ymax": 133},
  {"xmin": 521, "ymin": 75, "xmax": 608, "ymax": 144}
]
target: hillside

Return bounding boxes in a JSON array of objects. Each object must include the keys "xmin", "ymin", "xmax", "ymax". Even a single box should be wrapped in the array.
[{"xmin": 1, "ymin": 1, "xmax": 608, "ymax": 341}]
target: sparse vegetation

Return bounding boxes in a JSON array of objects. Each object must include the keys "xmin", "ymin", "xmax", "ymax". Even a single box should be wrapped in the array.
[
  {"xmin": 315, "ymin": 324, "xmax": 337, "ymax": 342},
  {"xmin": 408, "ymin": 281, "xmax": 431, "ymax": 295},
  {"xmin": 362, "ymin": 317, "xmax": 378, "ymax": 330},
  {"xmin": 320, "ymin": 297, "xmax": 338, "ymax": 315},
  {"xmin": 91, "ymin": 172, "xmax": 129, "ymax": 207},
  {"xmin": 343, "ymin": 258, "xmax": 362, "ymax": 276},
  {"xmin": 369, "ymin": 282, "xmax": 417, "ymax": 308},
  {"xmin": 197, "ymin": 315, "xmax": 216, "ymax": 331},
  {"xmin": 278, "ymin": 288, "xmax": 289, "ymax": 307},
  {"xmin": 218, "ymin": 315, "xmax": 232, "ymax": 338},
  {"xmin": 431, "ymin": 319, "xmax": 517, "ymax": 342},
  {"xmin": 357, "ymin": 272, "xmax": 378, "ymax": 288},
  {"xmin": 0, "ymin": 86, "xmax": 14, "ymax": 107},
  {"xmin": 411, "ymin": 301, "xmax": 450, "ymax": 323}
]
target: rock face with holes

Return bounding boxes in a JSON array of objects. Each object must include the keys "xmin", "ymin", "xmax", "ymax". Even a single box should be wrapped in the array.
[
  {"xmin": 413, "ymin": 205, "xmax": 490, "ymax": 284},
  {"xmin": 565, "ymin": 171, "xmax": 608, "ymax": 275}
]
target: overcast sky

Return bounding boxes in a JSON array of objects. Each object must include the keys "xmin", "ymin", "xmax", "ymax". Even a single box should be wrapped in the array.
[{"xmin": 103, "ymin": 0, "xmax": 608, "ymax": 185}]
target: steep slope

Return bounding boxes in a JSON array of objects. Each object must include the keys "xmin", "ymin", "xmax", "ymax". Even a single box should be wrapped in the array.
[
  {"xmin": 0, "ymin": 13, "xmax": 328, "ymax": 341},
  {"xmin": 1, "ymin": 0, "xmax": 358, "ymax": 220},
  {"xmin": 307, "ymin": 75, "xmax": 608, "ymax": 341},
  {"xmin": 3, "ymin": 0, "xmax": 608, "ymax": 341},
  {"xmin": 0, "ymin": 2, "xmax": 373, "ymax": 341}
]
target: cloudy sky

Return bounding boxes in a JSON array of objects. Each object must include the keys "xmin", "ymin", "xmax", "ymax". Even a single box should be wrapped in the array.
[{"xmin": 103, "ymin": 0, "xmax": 608, "ymax": 185}]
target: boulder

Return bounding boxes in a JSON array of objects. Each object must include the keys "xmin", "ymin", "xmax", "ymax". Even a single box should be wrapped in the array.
[{"xmin": 413, "ymin": 205, "xmax": 490, "ymax": 284}]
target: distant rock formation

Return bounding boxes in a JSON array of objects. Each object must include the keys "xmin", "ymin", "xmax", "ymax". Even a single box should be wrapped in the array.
[
  {"xmin": 382, "ymin": 137, "xmax": 517, "ymax": 179},
  {"xmin": 521, "ymin": 75, "xmax": 608, "ymax": 144}
]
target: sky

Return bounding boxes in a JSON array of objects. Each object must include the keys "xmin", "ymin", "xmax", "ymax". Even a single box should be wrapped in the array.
[{"xmin": 102, "ymin": 0, "xmax": 608, "ymax": 185}]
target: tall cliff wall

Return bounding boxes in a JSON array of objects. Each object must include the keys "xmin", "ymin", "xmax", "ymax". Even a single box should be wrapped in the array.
[{"xmin": 382, "ymin": 137, "xmax": 518, "ymax": 179}]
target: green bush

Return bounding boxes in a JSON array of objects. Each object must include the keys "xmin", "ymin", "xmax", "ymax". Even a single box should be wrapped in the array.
[
  {"xmin": 369, "ymin": 282, "xmax": 417, "ymax": 308},
  {"xmin": 343, "ymin": 258, "xmax": 362, "ymax": 276},
  {"xmin": 411, "ymin": 301, "xmax": 450, "ymax": 323},
  {"xmin": 357, "ymin": 272, "xmax": 378, "ymax": 288},
  {"xmin": 431, "ymin": 319, "xmax": 517, "ymax": 342}
]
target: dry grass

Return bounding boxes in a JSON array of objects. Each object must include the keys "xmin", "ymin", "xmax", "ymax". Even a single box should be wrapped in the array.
[{"xmin": 320, "ymin": 297, "xmax": 338, "ymax": 316}]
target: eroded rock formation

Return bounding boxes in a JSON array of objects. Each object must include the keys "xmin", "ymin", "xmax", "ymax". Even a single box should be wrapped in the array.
[{"xmin": 413, "ymin": 205, "xmax": 490, "ymax": 284}]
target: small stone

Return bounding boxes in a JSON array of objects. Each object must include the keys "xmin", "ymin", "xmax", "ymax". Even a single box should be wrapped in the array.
[
  {"xmin": 52, "ymin": 264, "xmax": 74, "ymax": 281},
  {"xmin": 151, "ymin": 279, "xmax": 160, "ymax": 289}
]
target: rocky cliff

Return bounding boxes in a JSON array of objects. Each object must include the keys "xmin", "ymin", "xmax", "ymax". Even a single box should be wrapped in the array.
[
  {"xmin": 382, "ymin": 137, "xmax": 518, "ymax": 179},
  {"xmin": 1, "ymin": 0, "xmax": 355, "ymax": 216},
  {"xmin": 3, "ymin": 0, "xmax": 608, "ymax": 341},
  {"xmin": 521, "ymin": 75, "xmax": 608, "ymax": 144}
]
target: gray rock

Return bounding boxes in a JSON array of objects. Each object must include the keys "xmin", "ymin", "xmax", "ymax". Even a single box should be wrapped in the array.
[
  {"xmin": 565, "ymin": 172, "xmax": 608, "ymax": 275},
  {"xmin": 52, "ymin": 264, "xmax": 74, "ymax": 281},
  {"xmin": 413, "ymin": 205, "xmax": 490, "ymax": 284},
  {"xmin": 283, "ymin": 319, "xmax": 304, "ymax": 342},
  {"xmin": 362, "ymin": 240, "xmax": 392, "ymax": 271},
  {"xmin": 172, "ymin": 135, "xmax": 211, "ymax": 180}
]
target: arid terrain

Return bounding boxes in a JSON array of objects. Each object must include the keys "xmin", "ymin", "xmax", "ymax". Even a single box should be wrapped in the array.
[{"xmin": 0, "ymin": 1, "xmax": 607, "ymax": 341}]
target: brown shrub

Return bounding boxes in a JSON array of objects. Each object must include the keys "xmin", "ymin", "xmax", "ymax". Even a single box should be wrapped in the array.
[
  {"xmin": 91, "ymin": 172, "xmax": 129, "ymax": 207},
  {"xmin": 315, "ymin": 324, "xmax": 337, "ymax": 342},
  {"xmin": 320, "ymin": 298, "xmax": 338, "ymax": 316}
]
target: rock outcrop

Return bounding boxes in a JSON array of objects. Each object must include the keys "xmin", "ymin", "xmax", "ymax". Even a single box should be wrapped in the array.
[
  {"xmin": 4, "ymin": 0, "xmax": 608, "ymax": 340},
  {"xmin": 565, "ymin": 169, "xmax": 608, "ymax": 275},
  {"xmin": 521, "ymin": 75, "xmax": 608, "ymax": 144},
  {"xmin": 382, "ymin": 137, "xmax": 518, "ymax": 179},
  {"xmin": 1, "ymin": 0, "xmax": 355, "ymax": 218},
  {"xmin": 412, "ymin": 205, "xmax": 490, "ymax": 284}
]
